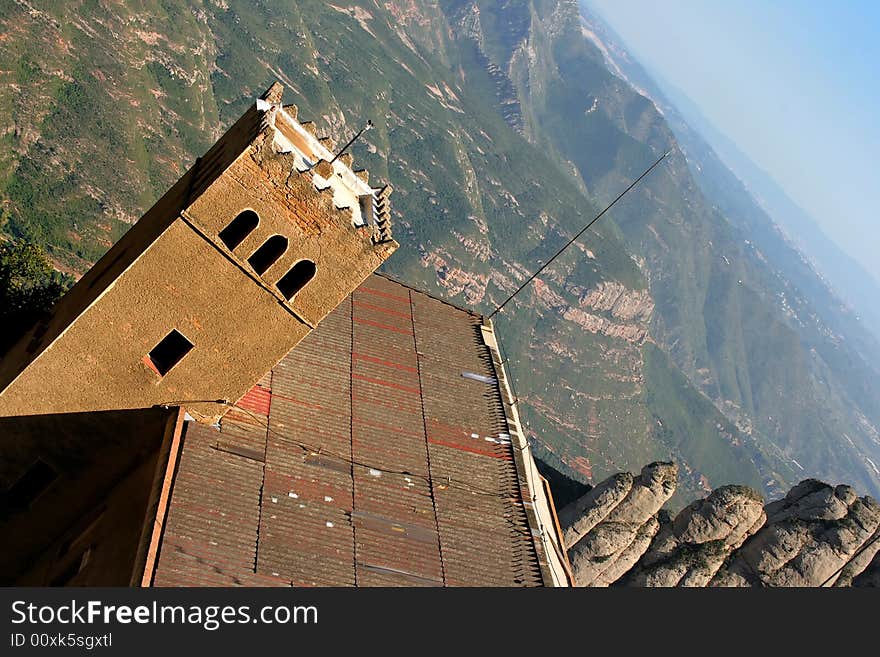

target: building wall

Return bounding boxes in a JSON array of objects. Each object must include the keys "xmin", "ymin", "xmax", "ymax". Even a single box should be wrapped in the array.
[
  {"xmin": 184, "ymin": 130, "xmax": 397, "ymax": 329},
  {"xmin": 0, "ymin": 103, "xmax": 263, "ymax": 395},
  {"xmin": 0, "ymin": 407, "xmax": 180, "ymax": 586},
  {"xmin": 15, "ymin": 451, "xmax": 164, "ymax": 586},
  {"xmin": 0, "ymin": 220, "xmax": 311, "ymax": 421},
  {"xmin": 0, "ymin": 101, "xmax": 395, "ymax": 423}
]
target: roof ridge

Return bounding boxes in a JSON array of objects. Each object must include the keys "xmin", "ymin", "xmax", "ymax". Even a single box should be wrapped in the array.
[{"xmin": 373, "ymin": 271, "xmax": 484, "ymax": 319}]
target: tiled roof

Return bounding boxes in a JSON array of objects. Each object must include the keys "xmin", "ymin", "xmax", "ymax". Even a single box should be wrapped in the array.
[{"xmin": 152, "ymin": 274, "xmax": 549, "ymax": 586}]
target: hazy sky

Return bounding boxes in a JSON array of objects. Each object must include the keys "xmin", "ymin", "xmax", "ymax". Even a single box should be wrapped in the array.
[{"xmin": 586, "ymin": 0, "xmax": 880, "ymax": 284}]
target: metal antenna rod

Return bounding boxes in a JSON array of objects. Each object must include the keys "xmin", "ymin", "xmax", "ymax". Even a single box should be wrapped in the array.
[
  {"xmin": 329, "ymin": 120, "xmax": 373, "ymax": 164},
  {"xmin": 488, "ymin": 148, "xmax": 673, "ymax": 320}
]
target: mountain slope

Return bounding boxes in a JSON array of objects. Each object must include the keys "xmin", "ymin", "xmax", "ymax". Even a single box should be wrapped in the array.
[
  {"xmin": 0, "ymin": 0, "xmax": 876, "ymax": 506},
  {"xmin": 422, "ymin": 1, "xmax": 880, "ymax": 491},
  {"xmin": 440, "ymin": 0, "xmax": 880, "ymax": 496},
  {"xmin": 655, "ymin": 71, "xmax": 880, "ymax": 345},
  {"xmin": 574, "ymin": 3, "xmax": 880, "ymax": 495}
]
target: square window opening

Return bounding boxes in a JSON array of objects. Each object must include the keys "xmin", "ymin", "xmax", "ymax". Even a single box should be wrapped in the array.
[{"xmin": 148, "ymin": 330, "xmax": 194, "ymax": 376}]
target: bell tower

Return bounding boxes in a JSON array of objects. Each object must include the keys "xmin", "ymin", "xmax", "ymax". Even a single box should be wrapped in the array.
[{"xmin": 0, "ymin": 83, "xmax": 397, "ymax": 422}]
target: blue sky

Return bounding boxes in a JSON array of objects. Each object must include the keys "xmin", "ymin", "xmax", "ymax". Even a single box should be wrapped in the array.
[{"xmin": 587, "ymin": 0, "xmax": 880, "ymax": 285}]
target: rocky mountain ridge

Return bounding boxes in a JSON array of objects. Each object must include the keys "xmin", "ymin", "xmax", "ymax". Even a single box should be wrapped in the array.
[{"xmin": 561, "ymin": 462, "xmax": 880, "ymax": 586}]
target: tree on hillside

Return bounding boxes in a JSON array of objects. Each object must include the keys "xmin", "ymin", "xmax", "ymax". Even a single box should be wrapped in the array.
[{"xmin": 0, "ymin": 239, "xmax": 72, "ymax": 355}]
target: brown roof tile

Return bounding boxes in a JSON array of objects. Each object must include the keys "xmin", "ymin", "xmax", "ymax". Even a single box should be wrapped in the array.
[{"xmin": 153, "ymin": 274, "xmax": 547, "ymax": 586}]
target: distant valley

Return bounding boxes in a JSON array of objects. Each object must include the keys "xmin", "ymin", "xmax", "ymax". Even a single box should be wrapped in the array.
[{"xmin": 0, "ymin": 0, "xmax": 877, "ymax": 508}]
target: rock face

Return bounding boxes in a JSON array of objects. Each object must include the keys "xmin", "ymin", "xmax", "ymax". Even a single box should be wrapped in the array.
[
  {"xmin": 532, "ymin": 279, "xmax": 654, "ymax": 344},
  {"xmin": 560, "ymin": 462, "xmax": 677, "ymax": 586},
  {"xmin": 560, "ymin": 466, "xmax": 880, "ymax": 587},
  {"xmin": 624, "ymin": 485, "xmax": 766, "ymax": 587},
  {"xmin": 710, "ymin": 480, "xmax": 880, "ymax": 587}
]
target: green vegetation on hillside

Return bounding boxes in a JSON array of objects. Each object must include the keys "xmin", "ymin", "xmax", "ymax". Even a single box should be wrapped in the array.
[
  {"xmin": 0, "ymin": 0, "xmax": 877, "ymax": 507},
  {"xmin": 0, "ymin": 237, "xmax": 72, "ymax": 354}
]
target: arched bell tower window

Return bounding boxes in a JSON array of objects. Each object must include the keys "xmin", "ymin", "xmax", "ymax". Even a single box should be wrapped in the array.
[
  {"xmin": 219, "ymin": 210, "xmax": 259, "ymax": 251},
  {"xmin": 277, "ymin": 260, "xmax": 317, "ymax": 300},
  {"xmin": 248, "ymin": 235, "xmax": 288, "ymax": 276}
]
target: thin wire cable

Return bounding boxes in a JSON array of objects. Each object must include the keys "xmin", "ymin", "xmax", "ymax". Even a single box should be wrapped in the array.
[
  {"xmin": 329, "ymin": 120, "xmax": 373, "ymax": 164},
  {"xmin": 190, "ymin": 399, "xmax": 530, "ymax": 504},
  {"xmin": 222, "ymin": 399, "xmax": 534, "ymax": 538},
  {"xmin": 166, "ymin": 399, "xmax": 880, "ymax": 585},
  {"xmin": 159, "ymin": 399, "xmax": 531, "ymax": 552},
  {"xmin": 408, "ymin": 288, "xmax": 450, "ymax": 583},
  {"xmin": 488, "ymin": 148, "xmax": 673, "ymax": 320}
]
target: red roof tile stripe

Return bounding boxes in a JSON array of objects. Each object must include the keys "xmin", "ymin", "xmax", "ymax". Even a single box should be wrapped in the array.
[
  {"xmin": 153, "ymin": 275, "xmax": 546, "ymax": 587},
  {"xmin": 409, "ymin": 290, "xmax": 543, "ymax": 586},
  {"xmin": 352, "ymin": 300, "xmax": 413, "ymax": 320},
  {"xmin": 351, "ymin": 351, "xmax": 418, "ymax": 373},
  {"xmin": 237, "ymin": 385, "xmax": 272, "ymax": 416},
  {"xmin": 357, "ymin": 285, "xmax": 410, "ymax": 304},
  {"xmin": 351, "ymin": 373, "xmax": 421, "ymax": 395},
  {"xmin": 426, "ymin": 437, "xmax": 514, "ymax": 460},
  {"xmin": 352, "ymin": 317, "xmax": 413, "ymax": 336}
]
